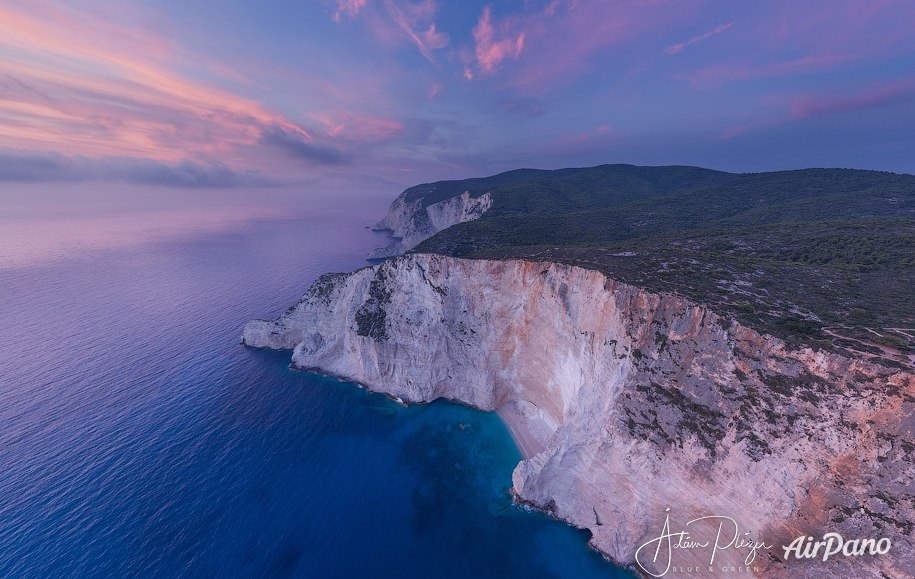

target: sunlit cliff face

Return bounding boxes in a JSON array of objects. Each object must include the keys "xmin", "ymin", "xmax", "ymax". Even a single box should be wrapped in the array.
[{"xmin": 245, "ymin": 253, "xmax": 915, "ymax": 578}]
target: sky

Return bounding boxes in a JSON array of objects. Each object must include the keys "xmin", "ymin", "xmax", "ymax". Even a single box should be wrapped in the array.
[{"xmin": 1, "ymin": 0, "xmax": 915, "ymax": 194}]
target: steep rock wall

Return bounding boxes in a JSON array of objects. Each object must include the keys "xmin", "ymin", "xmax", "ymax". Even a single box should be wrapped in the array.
[
  {"xmin": 367, "ymin": 192, "xmax": 492, "ymax": 259},
  {"xmin": 244, "ymin": 254, "xmax": 914, "ymax": 578}
]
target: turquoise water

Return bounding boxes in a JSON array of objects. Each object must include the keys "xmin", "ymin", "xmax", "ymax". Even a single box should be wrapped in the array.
[{"xmin": 0, "ymin": 200, "xmax": 631, "ymax": 577}]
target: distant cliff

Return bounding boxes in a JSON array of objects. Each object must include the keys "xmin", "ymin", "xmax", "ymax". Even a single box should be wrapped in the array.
[
  {"xmin": 368, "ymin": 190, "xmax": 492, "ymax": 259},
  {"xmin": 245, "ymin": 254, "xmax": 915, "ymax": 578}
]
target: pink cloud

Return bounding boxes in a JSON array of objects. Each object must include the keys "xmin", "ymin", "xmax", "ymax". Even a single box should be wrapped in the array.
[
  {"xmin": 340, "ymin": 114, "xmax": 404, "ymax": 140},
  {"xmin": 0, "ymin": 1, "xmax": 349, "ymax": 168},
  {"xmin": 333, "ymin": 0, "xmax": 369, "ymax": 22},
  {"xmin": 714, "ymin": 123, "xmax": 755, "ymax": 140},
  {"xmin": 665, "ymin": 21, "xmax": 734, "ymax": 55},
  {"xmin": 680, "ymin": 1, "xmax": 915, "ymax": 88},
  {"xmin": 684, "ymin": 53, "xmax": 846, "ymax": 87},
  {"xmin": 788, "ymin": 77, "xmax": 915, "ymax": 119},
  {"xmin": 356, "ymin": 0, "xmax": 448, "ymax": 64},
  {"xmin": 556, "ymin": 123, "xmax": 615, "ymax": 147},
  {"xmin": 420, "ymin": 23, "xmax": 448, "ymax": 51},
  {"xmin": 472, "ymin": 6, "xmax": 526, "ymax": 75},
  {"xmin": 383, "ymin": 0, "xmax": 448, "ymax": 63},
  {"xmin": 308, "ymin": 109, "xmax": 403, "ymax": 141},
  {"xmin": 713, "ymin": 75, "xmax": 915, "ymax": 140},
  {"xmin": 485, "ymin": 1, "xmax": 701, "ymax": 94}
]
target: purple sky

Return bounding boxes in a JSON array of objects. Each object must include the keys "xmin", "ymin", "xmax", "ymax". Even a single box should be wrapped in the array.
[{"xmin": 2, "ymin": 0, "xmax": 914, "ymax": 191}]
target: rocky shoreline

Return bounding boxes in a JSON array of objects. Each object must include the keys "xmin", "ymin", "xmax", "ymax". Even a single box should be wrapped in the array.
[{"xmin": 244, "ymin": 253, "xmax": 914, "ymax": 578}]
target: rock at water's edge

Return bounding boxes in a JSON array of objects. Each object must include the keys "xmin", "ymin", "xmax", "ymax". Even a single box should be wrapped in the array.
[{"xmin": 244, "ymin": 254, "xmax": 915, "ymax": 578}]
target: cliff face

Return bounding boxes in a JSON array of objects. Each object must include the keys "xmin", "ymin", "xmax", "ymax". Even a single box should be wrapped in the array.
[
  {"xmin": 368, "ymin": 191, "xmax": 492, "ymax": 259},
  {"xmin": 244, "ymin": 254, "xmax": 914, "ymax": 578}
]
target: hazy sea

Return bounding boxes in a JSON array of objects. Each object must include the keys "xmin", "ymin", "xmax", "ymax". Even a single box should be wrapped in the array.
[{"xmin": 0, "ymin": 188, "xmax": 631, "ymax": 578}]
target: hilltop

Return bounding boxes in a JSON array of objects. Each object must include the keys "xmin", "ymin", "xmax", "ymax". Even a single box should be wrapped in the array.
[{"xmin": 385, "ymin": 164, "xmax": 915, "ymax": 366}]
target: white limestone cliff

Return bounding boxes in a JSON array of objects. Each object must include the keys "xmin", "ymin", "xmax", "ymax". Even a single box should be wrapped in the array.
[
  {"xmin": 244, "ymin": 254, "xmax": 914, "ymax": 578},
  {"xmin": 368, "ymin": 191, "xmax": 492, "ymax": 259}
]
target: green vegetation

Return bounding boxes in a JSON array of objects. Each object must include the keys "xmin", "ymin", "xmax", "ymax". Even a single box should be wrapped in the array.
[
  {"xmin": 355, "ymin": 268, "xmax": 392, "ymax": 341},
  {"xmin": 411, "ymin": 164, "xmax": 915, "ymax": 361}
]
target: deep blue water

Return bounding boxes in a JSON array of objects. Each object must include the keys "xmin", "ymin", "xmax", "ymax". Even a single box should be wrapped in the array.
[{"xmin": 0, "ymin": 200, "xmax": 631, "ymax": 578}]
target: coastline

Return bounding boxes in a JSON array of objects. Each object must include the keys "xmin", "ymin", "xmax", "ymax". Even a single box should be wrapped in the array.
[
  {"xmin": 495, "ymin": 405, "xmax": 544, "ymax": 460},
  {"xmin": 288, "ymin": 360, "xmax": 640, "ymax": 576},
  {"xmin": 243, "ymin": 252, "xmax": 915, "ymax": 577},
  {"xmin": 291, "ymin": 361, "xmax": 547, "ymax": 470}
]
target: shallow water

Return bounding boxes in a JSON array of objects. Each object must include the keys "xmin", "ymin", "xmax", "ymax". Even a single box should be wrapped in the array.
[{"xmin": 0, "ymin": 197, "xmax": 631, "ymax": 577}]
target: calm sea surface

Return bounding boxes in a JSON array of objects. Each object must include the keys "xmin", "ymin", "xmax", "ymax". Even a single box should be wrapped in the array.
[{"xmin": 0, "ymin": 193, "xmax": 631, "ymax": 578}]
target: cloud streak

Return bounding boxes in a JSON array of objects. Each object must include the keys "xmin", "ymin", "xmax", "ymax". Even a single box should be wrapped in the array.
[
  {"xmin": 480, "ymin": 1, "xmax": 701, "ymax": 94},
  {"xmin": 4, "ymin": 0, "xmax": 915, "ymax": 186},
  {"xmin": 0, "ymin": 1, "xmax": 348, "ymax": 176},
  {"xmin": 665, "ymin": 22, "xmax": 733, "ymax": 55},
  {"xmin": 340, "ymin": 0, "xmax": 449, "ymax": 64},
  {"xmin": 683, "ymin": 54, "xmax": 846, "ymax": 87},
  {"xmin": 333, "ymin": 0, "xmax": 369, "ymax": 22},
  {"xmin": 788, "ymin": 76, "xmax": 915, "ymax": 119},
  {"xmin": 0, "ymin": 150, "xmax": 273, "ymax": 187},
  {"xmin": 258, "ymin": 126, "xmax": 350, "ymax": 165},
  {"xmin": 389, "ymin": 0, "xmax": 450, "ymax": 63},
  {"xmin": 713, "ymin": 75, "xmax": 915, "ymax": 141}
]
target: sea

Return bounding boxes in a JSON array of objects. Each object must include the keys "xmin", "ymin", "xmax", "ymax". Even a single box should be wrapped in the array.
[{"xmin": 0, "ymin": 185, "xmax": 631, "ymax": 578}]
